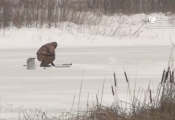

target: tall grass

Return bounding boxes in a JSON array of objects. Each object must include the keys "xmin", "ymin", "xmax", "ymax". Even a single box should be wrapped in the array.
[
  {"xmin": 20, "ymin": 66, "xmax": 175, "ymax": 120},
  {"xmin": 0, "ymin": 0, "xmax": 175, "ymax": 29},
  {"xmin": 20, "ymin": 48, "xmax": 175, "ymax": 120}
]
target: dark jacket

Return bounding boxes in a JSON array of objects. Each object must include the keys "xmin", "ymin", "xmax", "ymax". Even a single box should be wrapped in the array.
[{"xmin": 36, "ymin": 42, "xmax": 57, "ymax": 62}]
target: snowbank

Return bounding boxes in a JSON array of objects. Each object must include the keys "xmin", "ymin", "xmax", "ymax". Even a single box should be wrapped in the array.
[{"xmin": 0, "ymin": 13, "xmax": 174, "ymax": 49}]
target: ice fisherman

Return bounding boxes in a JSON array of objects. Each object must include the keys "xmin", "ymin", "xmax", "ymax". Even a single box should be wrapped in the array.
[{"xmin": 36, "ymin": 42, "xmax": 57, "ymax": 67}]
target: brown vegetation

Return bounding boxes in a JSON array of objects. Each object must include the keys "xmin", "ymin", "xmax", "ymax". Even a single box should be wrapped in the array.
[
  {"xmin": 19, "ymin": 47, "xmax": 175, "ymax": 120},
  {"xmin": 0, "ymin": 0, "xmax": 174, "ymax": 28}
]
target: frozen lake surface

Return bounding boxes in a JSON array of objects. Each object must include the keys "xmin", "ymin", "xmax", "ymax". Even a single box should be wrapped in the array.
[{"xmin": 0, "ymin": 46, "xmax": 173, "ymax": 119}]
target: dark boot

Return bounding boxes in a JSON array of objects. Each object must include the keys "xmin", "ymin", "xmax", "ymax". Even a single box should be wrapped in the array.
[{"xmin": 40, "ymin": 62, "xmax": 50, "ymax": 67}]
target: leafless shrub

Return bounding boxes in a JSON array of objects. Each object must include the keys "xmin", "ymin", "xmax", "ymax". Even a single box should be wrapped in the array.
[{"xmin": 0, "ymin": 0, "xmax": 174, "ymax": 29}]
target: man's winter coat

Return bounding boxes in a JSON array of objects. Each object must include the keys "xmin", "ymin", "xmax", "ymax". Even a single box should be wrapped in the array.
[{"xmin": 36, "ymin": 42, "xmax": 57, "ymax": 67}]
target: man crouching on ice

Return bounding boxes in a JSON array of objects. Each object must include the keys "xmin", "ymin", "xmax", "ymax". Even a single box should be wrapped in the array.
[{"xmin": 36, "ymin": 42, "xmax": 57, "ymax": 67}]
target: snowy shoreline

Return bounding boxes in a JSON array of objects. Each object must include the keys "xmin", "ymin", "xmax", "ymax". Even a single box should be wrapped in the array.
[
  {"xmin": 0, "ymin": 28, "xmax": 173, "ymax": 49},
  {"xmin": 0, "ymin": 13, "xmax": 174, "ymax": 49}
]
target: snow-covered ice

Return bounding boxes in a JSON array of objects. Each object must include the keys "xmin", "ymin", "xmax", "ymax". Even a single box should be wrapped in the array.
[
  {"xmin": 0, "ymin": 46, "xmax": 173, "ymax": 120},
  {"xmin": 0, "ymin": 13, "xmax": 175, "ymax": 119}
]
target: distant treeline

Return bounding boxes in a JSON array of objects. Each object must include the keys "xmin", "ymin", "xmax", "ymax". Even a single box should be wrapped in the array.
[{"xmin": 0, "ymin": 0, "xmax": 174, "ymax": 28}]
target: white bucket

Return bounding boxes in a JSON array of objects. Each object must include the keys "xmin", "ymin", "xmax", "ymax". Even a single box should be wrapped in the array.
[{"xmin": 27, "ymin": 58, "xmax": 35, "ymax": 70}]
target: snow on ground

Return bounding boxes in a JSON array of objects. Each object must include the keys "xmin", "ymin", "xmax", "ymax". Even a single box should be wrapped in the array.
[
  {"xmin": 0, "ymin": 13, "xmax": 175, "ymax": 49},
  {"xmin": 0, "ymin": 47, "xmax": 174, "ymax": 120},
  {"xmin": 0, "ymin": 13, "xmax": 175, "ymax": 119}
]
